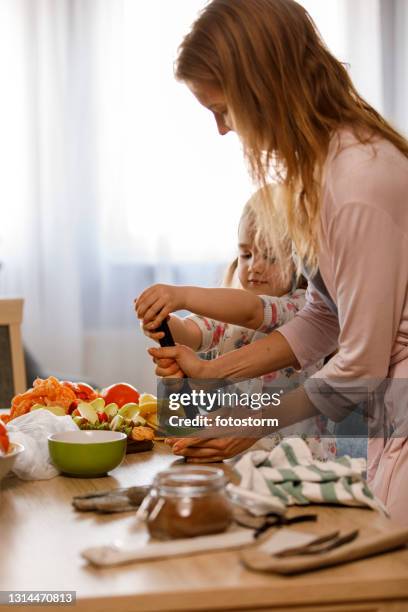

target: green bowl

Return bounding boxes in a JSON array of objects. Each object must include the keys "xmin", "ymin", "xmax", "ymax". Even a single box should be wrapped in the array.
[{"xmin": 48, "ymin": 430, "xmax": 127, "ymax": 477}]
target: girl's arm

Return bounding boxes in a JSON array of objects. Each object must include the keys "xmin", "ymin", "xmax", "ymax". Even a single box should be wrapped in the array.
[
  {"xmin": 257, "ymin": 290, "xmax": 305, "ymax": 333},
  {"xmin": 135, "ymin": 284, "xmax": 264, "ymax": 330},
  {"xmin": 185, "ymin": 287, "xmax": 264, "ymax": 328},
  {"xmin": 167, "ymin": 315, "xmax": 203, "ymax": 351}
]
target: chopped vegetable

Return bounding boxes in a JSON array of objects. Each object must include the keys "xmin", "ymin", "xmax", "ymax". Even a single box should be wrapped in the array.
[{"xmin": 0, "ymin": 421, "xmax": 10, "ymax": 455}]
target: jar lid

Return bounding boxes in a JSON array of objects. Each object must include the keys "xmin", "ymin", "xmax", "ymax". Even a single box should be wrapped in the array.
[{"xmin": 153, "ymin": 466, "xmax": 227, "ymax": 497}]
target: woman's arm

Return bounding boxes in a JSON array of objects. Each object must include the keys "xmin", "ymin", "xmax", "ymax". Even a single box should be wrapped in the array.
[
  {"xmin": 277, "ymin": 284, "xmax": 339, "ymax": 370},
  {"xmin": 168, "ymin": 384, "xmax": 319, "ymax": 461},
  {"xmin": 148, "ymin": 328, "xmax": 300, "ymax": 379}
]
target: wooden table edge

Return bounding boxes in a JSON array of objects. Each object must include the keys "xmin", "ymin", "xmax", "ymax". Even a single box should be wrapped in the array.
[{"xmin": 7, "ymin": 571, "xmax": 406, "ymax": 612}]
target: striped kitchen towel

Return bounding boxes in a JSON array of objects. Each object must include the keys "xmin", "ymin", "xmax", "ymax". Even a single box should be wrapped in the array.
[{"xmin": 234, "ymin": 437, "xmax": 387, "ymax": 514}]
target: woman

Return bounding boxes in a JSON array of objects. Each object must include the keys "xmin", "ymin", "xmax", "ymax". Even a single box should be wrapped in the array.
[{"xmin": 148, "ymin": 0, "xmax": 408, "ymax": 524}]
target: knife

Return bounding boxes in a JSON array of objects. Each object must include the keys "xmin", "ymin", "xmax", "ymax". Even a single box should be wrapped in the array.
[
  {"xmin": 156, "ymin": 318, "xmax": 201, "ymax": 419},
  {"xmin": 157, "ymin": 318, "xmax": 176, "ymax": 347}
]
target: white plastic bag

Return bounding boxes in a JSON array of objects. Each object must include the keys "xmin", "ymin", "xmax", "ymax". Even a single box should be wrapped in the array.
[{"xmin": 7, "ymin": 409, "xmax": 78, "ymax": 480}]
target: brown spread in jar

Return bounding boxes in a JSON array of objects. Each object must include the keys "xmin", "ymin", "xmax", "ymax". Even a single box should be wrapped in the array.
[{"xmin": 144, "ymin": 466, "xmax": 232, "ymax": 539}]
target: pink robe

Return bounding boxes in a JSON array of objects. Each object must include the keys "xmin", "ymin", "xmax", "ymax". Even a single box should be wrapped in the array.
[{"xmin": 279, "ymin": 129, "xmax": 408, "ymax": 525}]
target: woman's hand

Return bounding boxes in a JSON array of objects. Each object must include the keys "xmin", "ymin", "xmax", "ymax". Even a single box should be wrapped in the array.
[
  {"xmin": 135, "ymin": 284, "xmax": 185, "ymax": 329},
  {"xmin": 166, "ymin": 436, "xmax": 256, "ymax": 462},
  {"xmin": 148, "ymin": 345, "xmax": 212, "ymax": 378}
]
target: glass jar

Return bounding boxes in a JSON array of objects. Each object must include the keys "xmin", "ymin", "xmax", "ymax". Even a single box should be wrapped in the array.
[{"xmin": 140, "ymin": 466, "xmax": 233, "ymax": 540}]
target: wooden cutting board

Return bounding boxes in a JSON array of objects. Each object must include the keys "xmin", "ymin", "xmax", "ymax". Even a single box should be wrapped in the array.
[{"xmin": 126, "ymin": 439, "xmax": 154, "ymax": 454}]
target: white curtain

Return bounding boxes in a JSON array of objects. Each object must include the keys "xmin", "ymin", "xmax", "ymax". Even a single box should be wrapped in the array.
[
  {"xmin": 300, "ymin": 0, "xmax": 408, "ymax": 134},
  {"xmin": 0, "ymin": 0, "xmax": 252, "ymax": 393},
  {"xmin": 0, "ymin": 0, "xmax": 85, "ymax": 375},
  {"xmin": 0, "ymin": 0, "xmax": 407, "ymax": 394}
]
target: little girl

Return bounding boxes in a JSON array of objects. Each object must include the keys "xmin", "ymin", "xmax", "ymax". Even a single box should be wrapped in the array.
[{"xmin": 136, "ymin": 185, "xmax": 336, "ymax": 459}]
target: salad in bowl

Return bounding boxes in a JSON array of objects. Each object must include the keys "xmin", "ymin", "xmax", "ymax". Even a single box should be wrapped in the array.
[{"xmin": 2, "ymin": 377, "xmax": 159, "ymax": 449}]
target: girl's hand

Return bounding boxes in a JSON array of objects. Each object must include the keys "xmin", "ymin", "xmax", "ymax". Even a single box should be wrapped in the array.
[
  {"xmin": 135, "ymin": 284, "xmax": 185, "ymax": 329},
  {"xmin": 139, "ymin": 318, "xmax": 166, "ymax": 343},
  {"xmin": 166, "ymin": 436, "xmax": 256, "ymax": 462},
  {"xmin": 148, "ymin": 345, "xmax": 211, "ymax": 379}
]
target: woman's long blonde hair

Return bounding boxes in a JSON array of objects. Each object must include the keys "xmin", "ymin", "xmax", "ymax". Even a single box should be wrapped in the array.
[{"xmin": 175, "ymin": 0, "xmax": 408, "ymax": 272}]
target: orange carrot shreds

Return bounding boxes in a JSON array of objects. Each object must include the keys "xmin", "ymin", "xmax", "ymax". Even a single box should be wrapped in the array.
[{"xmin": 10, "ymin": 377, "xmax": 77, "ymax": 420}]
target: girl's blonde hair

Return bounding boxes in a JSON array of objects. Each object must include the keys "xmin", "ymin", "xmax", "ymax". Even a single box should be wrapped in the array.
[
  {"xmin": 223, "ymin": 184, "xmax": 294, "ymax": 288},
  {"xmin": 176, "ymin": 0, "xmax": 408, "ymax": 272}
]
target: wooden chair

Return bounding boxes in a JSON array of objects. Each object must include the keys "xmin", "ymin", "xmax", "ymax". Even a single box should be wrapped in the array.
[{"xmin": 0, "ymin": 299, "xmax": 26, "ymax": 407}]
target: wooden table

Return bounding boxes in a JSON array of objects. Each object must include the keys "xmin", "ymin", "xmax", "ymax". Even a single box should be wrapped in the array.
[{"xmin": 1, "ymin": 443, "xmax": 408, "ymax": 612}]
